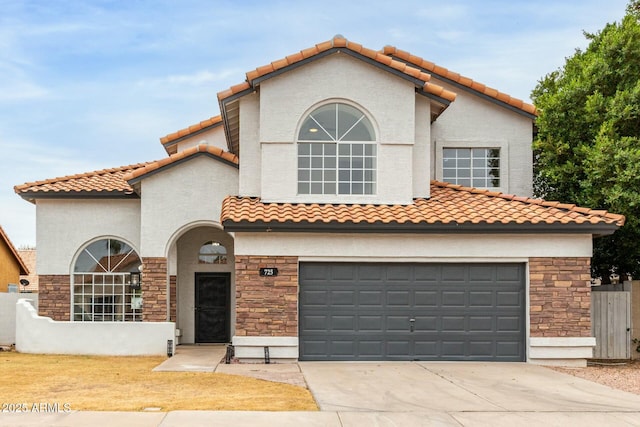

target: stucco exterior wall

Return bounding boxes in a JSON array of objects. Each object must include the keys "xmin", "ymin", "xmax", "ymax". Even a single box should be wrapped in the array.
[
  {"xmin": 16, "ymin": 299, "xmax": 174, "ymax": 356},
  {"xmin": 176, "ymin": 226, "xmax": 235, "ymax": 343},
  {"xmin": 239, "ymin": 93, "xmax": 261, "ymax": 196},
  {"xmin": 257, "ymin": 54, "xmax": 417, "ymax": 205},
  {"xmin": 139, "ymin": 155, "xmax": 239, "ymax": 258},
  {"xmin": 430, "ymin": 79, "xmax": 534, "ymax": 197},
  {"xmin": 234, "ymin": 233, "xmax": 593, "ymax": 259},
  {"xmin": 175, "ymin": 125, "xmax": 227, "ymax": 153},
  {"xmin": 36, "ymin": 199, "xmax": 141, "ymax": 275},
  {"xmin": 413, "ymin": 96, "xmax": 431, "ymax": 198}
]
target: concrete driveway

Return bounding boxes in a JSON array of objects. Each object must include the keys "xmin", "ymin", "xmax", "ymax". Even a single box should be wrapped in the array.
[
  {"xmin": 3, "ymin": 361, "xmax": 640, "ymax": 426},
  {"xmin": 299, "ymin": 362, "xmax": 640, "ymax": 426}
]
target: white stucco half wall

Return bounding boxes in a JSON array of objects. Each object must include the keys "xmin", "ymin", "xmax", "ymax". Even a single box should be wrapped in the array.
[{"xmin": 15, "ymin": 299, "xmax": 175, "ymax": 356}]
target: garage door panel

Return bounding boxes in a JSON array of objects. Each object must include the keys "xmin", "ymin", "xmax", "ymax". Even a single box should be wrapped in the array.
[
  {"xmin": 442, "ymin": 316, "xmax": 466, "ymax": 332},
  {"xmin": 387, "ymin": 290, "xmax": 411, "ymax": 306},
  {"xmin": 387, "ymin": 340, "xmax": 412, "ymax": 355},
  {"xmin": 497, "ymin": 291, "xmax": 522, "ymax": 306},
  {"xmin": 497, "ymin": 265, "xmax": 522, "ymax": 281},
  {"xmin": 386, "ymin": 315, "xmax": 412, "ymax": 331},
  {"xmin": 469, "ymin": 341, "xmax": 494, "ymax": 356},
  {"xmin": 469, "ymin": 316, "xmax": 494, "ymax": 331},
  {"xmin": 359, "ymin": 315, "xmax": 383, "ymax": 331},
  {"xmin": 332, "ymin": 315, "xmax": 356, "ymax": 331},
  {"xmin": 497, "ymin": 316, "xmax": 523, "ymax": 332},
  {"xmin": 331, "ymin": 290, "xmax": 355, "ymax": 306},
  {"xmin": 414, "ymin": 291, "xmax": 438, "ymax": 306},
  {"xmin": 299, "ymin": 263, "xmax": 525, "ymax": 361},
  {"xmin": 468, "ymin": 265, "xmax": 495, "ymax": 281},
  {"xmin": 359, "ymin": 290, "xmax": 383, "ymax": 306},
  {"xmin": 442, "ymin": 291, "xmax": 466, "ymax": 306},
  {"xmin": 469, "ymin": 291, "xmax": 494, "ymax": 306},
  {"xmin": 301, "ymin": 315, "xmax": 328, "ymax": 331},
  {"xmin": 300, "ymin": 290, "xmax": 328, "ymax": 306}
]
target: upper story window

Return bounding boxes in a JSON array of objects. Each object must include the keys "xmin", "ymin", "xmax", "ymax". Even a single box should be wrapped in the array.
[
  {"xmin": 443, "ymin": 148, "xmax": 500, "ymax": 189},
  {"xmin": 198, "ymin": 241, "xmax": 227, "ymax": 264},
  {"xmin": 297, "ymin": 103, "xmax": 376, "ymax": 195}
]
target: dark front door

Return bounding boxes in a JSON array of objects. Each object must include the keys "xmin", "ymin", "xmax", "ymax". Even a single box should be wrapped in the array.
[{"xmin": 195, "ymin": 273, "xmax": 230, "ymax": 343}]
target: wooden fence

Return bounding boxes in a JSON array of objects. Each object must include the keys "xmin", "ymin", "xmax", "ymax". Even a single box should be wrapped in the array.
[{"xmin": 591, "ymin": 290, "xmax": 631, "ymax": 359}]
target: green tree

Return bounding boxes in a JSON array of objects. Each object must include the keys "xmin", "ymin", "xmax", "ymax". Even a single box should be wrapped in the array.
[{"xmin": 532, "ymin": 1, "xmax": 640, "ymax": 282}]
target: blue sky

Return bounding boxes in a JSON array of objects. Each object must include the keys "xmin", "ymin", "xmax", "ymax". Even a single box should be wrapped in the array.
[{"xmin": 0, "ymin": 0, "xmax": 631, "ymax": 247}]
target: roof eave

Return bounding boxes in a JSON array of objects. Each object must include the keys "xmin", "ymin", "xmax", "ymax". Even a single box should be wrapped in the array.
[
  {"xmin": 162, "ymin": 121, "xmax": 224, "ymax": 155},
  {"xmin": 389, "ymin": 54, "xmax": 537, "ymax": 120},
  {"xmin": 17, "ymin": 191, "xmax": 139, "ymax": 201},
  {"xmin": 127, "ymin": 151, "xmax": 239, "ymax": 186},
  {"xmin": 222, "ymin": 221, "xmax": 621, "ymax": 235}
]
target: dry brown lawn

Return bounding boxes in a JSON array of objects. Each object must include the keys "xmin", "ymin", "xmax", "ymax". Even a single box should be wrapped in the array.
[{"xmin": 0, "ymin": 352, "xmax": 318, "ymax": 412}]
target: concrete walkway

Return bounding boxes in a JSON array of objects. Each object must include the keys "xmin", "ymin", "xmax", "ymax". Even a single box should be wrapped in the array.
[
  {"xmin": 152, "ymin": 345, "xmax": 307, "ymax": 386},
  {"xmin": 2, "ymin": 352, "xmax": 640, "ymax": 426}
]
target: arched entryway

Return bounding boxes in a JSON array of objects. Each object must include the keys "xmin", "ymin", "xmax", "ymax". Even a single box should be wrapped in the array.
[{"xmin": 170, "ymin": 225, "xmax": 235, "ymax": 344}]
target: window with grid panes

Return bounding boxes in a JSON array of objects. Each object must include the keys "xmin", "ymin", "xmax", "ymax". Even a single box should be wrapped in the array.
[
  {"xmin": 297, "ymin": 103, "xmax": 376, "ymax": 195},
  {"xmin": 72, "ymin": 239, "xmax": 142, "ymax": 322},
  {"xmin": 442, "ymin": 148, "xmax": 500, "ymax": 188}
]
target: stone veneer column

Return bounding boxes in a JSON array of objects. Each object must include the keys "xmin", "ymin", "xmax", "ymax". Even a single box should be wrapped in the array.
[
  {"xmin": 529, "ymin": 257, "xmax": 592, "ymax": 337},
  {"xmin": 235, "ymin": 255, "xmax": 298, "ymax": 336},
  {"xmin": 142, "ymin": 257, "xmax": 168, "ymax": 322},
  {"xmin": 38, "ymin": 275, "xmax": 71, "ymax": 321}
]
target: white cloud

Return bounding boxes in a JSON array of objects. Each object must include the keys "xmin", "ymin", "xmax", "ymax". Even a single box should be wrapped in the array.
[{"xmin": 136, "ymin": 69, "xmax": 240, "ymax": 87}]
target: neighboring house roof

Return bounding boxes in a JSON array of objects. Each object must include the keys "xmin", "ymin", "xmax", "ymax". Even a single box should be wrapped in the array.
[
  {"xmin": 0, "ymin": 226, "xmax": 29, "ymax": 275},
  {"xmin": 221, "ymin": 181, "xmax": 624, "ymax": 235},
  {"xmin": 216, "ymin": 35, "xmax": 458, "ymax": 155},
  {"xmin": 382, "ymin": 46, "xmax": 538, "ymax": 118},
  {"xmin": 14, "ymin": 163, "xmax": 149, "ymax": 202},
  {"xmin": 18, "ymin": 249, "xmax": 38, "ymax": 292},
  {"xmin": 160, "ymin": 115, "xmax": 223, "ymax": 155},
  {"xmin": 14, "ymin": 145, "xmax": 238, "ymax": 200}
]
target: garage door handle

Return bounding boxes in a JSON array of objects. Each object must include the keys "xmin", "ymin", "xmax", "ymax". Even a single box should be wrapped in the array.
[{"xmin": 409, "ymin": 318, "xmax": 415, "ymax": 332}]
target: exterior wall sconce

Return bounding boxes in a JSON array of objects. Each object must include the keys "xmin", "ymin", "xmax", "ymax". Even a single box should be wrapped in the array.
[{"xmin": 130, "ymin": 272, "xmax": 141, "ymax": 290}]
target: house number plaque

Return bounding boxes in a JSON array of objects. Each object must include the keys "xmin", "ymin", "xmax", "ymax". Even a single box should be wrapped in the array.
[{"xmin": 259, "ymin": 267, "xmax": 279, "ymax": 277}]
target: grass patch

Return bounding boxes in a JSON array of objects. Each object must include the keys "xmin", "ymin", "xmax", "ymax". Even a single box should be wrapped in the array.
[{"xmin": 0, "ymin": 352, "xmax": 318, "ymax": 412}]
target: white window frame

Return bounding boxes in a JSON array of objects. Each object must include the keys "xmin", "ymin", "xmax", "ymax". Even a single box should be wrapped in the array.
[
  {"xmin": 71, "ymin": 238, "xmax": 142, "ymax": 322},
  {"xmin": 435, "ymin": 140, "xmax": 509, "ymax": 193},
  {"xmin": 297, "ymin": 102, "xmax": 377, "ymax": 196}
]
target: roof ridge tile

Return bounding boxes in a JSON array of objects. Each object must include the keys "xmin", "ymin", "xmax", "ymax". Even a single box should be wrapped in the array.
[{"xmin": 383, "ymin": 45, "xmax": 537, "ymax": 116}]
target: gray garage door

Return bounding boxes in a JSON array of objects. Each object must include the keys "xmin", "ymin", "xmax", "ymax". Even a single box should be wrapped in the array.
[{"xmin": 299, "ymin": 263, "xmax": 525, "ymax": 361}]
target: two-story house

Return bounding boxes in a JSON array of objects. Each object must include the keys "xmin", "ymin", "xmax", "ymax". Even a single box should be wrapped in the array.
[{"xmin": 15, "ymin": 36, "xmax": 624, "ymax": 366}]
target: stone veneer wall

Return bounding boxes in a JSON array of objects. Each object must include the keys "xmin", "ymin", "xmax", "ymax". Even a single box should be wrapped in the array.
[
  {"xmin": 529, "ymin": 257, "xmax": 592, "ymax": 337},
  {"xmin": 38, "ymin": 275, "xmax": 70, "ymax": 321},
  {"xmin": 142, "ymin": 257, "xmax": 168, "ymax": 322},
  {"xmin": 235, "ymin": 255, "xmax": 298, "ymax": 337}
]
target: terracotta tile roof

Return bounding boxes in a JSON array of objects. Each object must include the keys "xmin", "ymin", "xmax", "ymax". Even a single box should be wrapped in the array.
[
  {"xmin": 382, "ymin": 46, "xmax": 538, "ymax": 116},
  {"xmin": 15, "ymin": 145, "xmax": 238, "ymax": 199},
  {"xmin": 0, "ymin": 226, "xmax": 29, "ymax": 275},
  {"xmin": 221, "ymin": 181, "xmax": 624, "ymax": 233},
  {"xmin": 124, "ymin": 144, "xmax": 238, "ymax": 183},
  {"xmin": 14, "ymin": 163, "xmax": 150, "ymax": 198},
  {"xmin": 160, "ymin": 115, "xmax": 222, "ymax": 154},
  {"xmin": 217, "ymin": 35, "xmax": 457, "ymax": 104}
]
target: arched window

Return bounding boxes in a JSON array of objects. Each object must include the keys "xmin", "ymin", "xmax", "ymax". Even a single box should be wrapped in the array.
[
  {"xmin": 297, "ymin": 102, "xmax": 376, "ymax": 195},
  {"xmin": 72, "ymin": 238, "xmax": 142, "ymax": 322},
  {"xmin": 198, "ymin": 241, "xmax": 227, "ymax": 264}
]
